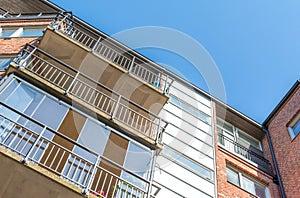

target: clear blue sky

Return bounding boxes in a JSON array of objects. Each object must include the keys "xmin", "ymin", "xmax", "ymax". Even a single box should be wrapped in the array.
[{"xmin": 51, "ymin": 0, "xmax": 300, "ymax": 123}]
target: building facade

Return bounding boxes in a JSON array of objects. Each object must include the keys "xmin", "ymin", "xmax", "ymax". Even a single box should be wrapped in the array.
[{"xmin": 0, "ymin": 1, "xmax": 296, "ymax": 198}]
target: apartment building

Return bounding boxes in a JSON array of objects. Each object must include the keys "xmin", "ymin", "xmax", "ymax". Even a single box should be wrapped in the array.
[{"xmin": 0, "ymin": 0, "xmax": 294, "ymax": 198}]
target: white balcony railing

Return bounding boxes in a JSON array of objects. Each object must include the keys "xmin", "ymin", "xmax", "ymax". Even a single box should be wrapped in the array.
[
  {"xmin": 0, "ymin": 101, "xmax": 151, "ymax": 198},
  {"xmin": 13, "ymin": 44, "xmax": 167, "ymax": 145},
  {"xmin": 49, "ymin": 13, "xmax": 174, "ymax": 94}
]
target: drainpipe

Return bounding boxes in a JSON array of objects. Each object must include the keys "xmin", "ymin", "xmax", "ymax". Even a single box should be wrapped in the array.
[{"xmin": 262, "ymin": 127, "xmax": 286, "ymax": 198}]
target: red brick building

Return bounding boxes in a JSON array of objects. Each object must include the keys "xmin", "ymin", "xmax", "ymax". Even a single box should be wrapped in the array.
[
  {"xmin": 263, "ymin": 80, "xmax": 300, "ymax": 198},
  {"xmin": 214, "ymin": 103, "xmax": 280, "ymax": 198}
]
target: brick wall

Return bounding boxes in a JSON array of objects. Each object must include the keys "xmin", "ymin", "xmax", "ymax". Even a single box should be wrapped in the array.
[
  {"xmin": 0, "ymin": 37, "xmax": 37, "ymax": 54},
  {"xmin": 216, "ymin": 146, "xmax": 280, "ymax": 198},
  {"xmin": 266, "ymin": 85, "xmax": 300, "ymax": 198}
]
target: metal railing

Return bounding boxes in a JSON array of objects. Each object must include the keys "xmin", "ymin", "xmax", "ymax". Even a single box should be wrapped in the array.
[
  {"xmin": 49, "ymin": 13, "xmax": 174, "ymax": 94},
  {"xmin": 0, "ymin": 101, "xmax": 151, "ymax": 197},
  {"xmin": 217, "ymin": 132, "xmax": 273, "ymax": 174},
  {"xmin": 0, "ymin": 8, "xmax": 57, "ymax": 19},
  {"xmin": 13, "ymin": 44, "xmax": 167, "ymax": 144}
]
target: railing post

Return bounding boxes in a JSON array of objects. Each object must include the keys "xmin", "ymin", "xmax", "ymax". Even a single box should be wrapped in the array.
[
  {"xmin": 155, "ymin": 118, "xmax": 161, "ymax": 144},
  {"xmin": 163, "ymin": 75, "xmax": 169, "ymax": 94},
  {"xmin": 65, "ymin": 72, "xmax": 79, "ymax": 95},
  {"xmin": 91, "ymin": 36, "xmax": 101, "ymax": 52},
  {"xmin": 18, "ymin": 47, "xmax": 36, "ymax": 69},
  {"xmin": 83, "ymin": 154, "xmax": 101, "ymax": 195},
  {"xmin": 22, "ymin": 126, "xmax": 47, "ymax": 164},
  {"xmin": 52, "ymin": 13, "xmax": 68, "ymax": 30},
  {"xmin": 111, "ymin": 95, "xmax": 122, "ymax": 120},
  {"xmin": 128, "ymin": 56, "xmax": 136, "ymax": 73}
]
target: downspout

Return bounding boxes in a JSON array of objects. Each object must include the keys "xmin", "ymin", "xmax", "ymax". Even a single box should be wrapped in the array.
[{"xmin": 262, "ymin": 127, "xmax": 286, "ymax": 198}]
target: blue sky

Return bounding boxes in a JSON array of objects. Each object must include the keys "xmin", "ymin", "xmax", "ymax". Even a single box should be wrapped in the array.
[{"xmin": 51, "ymin": 0, "xmax": 300, "ymax": 123}]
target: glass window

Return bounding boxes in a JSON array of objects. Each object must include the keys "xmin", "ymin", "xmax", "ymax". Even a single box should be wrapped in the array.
[
  {"xmin": 217, "ymin": 119, "xmax": 234, "ymax": 133},
  {"xmin": 0, "ymin": 28, "xmax": 16, "ymax": 38},
  {"xmin": 0, "ymin": 82, "xmax": 35, "ymax": 121},
  {"xmin": 226, "ymin": 167, "xmax": 239, "ymax": 186},
  {"xmin": 288, "ymin": 114, "xmax": 300, "ymax": 139},
  {"xmin": 32, "ymin": 97, "xmax": 68, "ymax": 130},
  {"xmin": 75, "ymin": 119, "xmax": 109, "ymax": 160},
  {"xmin": 162, "ymin": 146, "xmax": 212, "ymax": 180},
  {"xmin": 242, "ymin": 176, "xmax": 256, "ymax": 194},
  {"xmin": 170, "ymin": 96, "xmax": 210, "ymax": 123},
  {"xmin": 20, "ymin": 28, "xmax": 44, "ymax": 37},
  {"xmin": 238, "ymin": 130, "xmax": 261, "ymax": 150},
  {"xmin": 0, "ymin": 27, "xmax": 44, "ymax": 38},
  {"xmin": 226, "ymin": 166, "xmax": 269, "ymax": 198},
  {"xmin": 123, "ymin": 142, "xmax": 152, "ymax": 177},
  {"xmin": 0, "ymin": 58, "xmax": 12, "ymax": 70},
  {"xmin": 122, "ymin": 142, "xmax": 152, "ymax": 189}
]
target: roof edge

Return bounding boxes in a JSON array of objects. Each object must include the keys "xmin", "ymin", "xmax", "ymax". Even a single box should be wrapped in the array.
[{"xmin": 263, "ymin": 80, "xmax": 300, "ymax": 126}]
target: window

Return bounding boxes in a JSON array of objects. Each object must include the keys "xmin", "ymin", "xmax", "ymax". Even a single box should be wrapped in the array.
[
  {"xmin": 0, "ymin": 58, "xmax": 13, "ymax": 70},
  {"xmin": 288, "ymin": 113, "xmax": 300, "ymax": 140},
  {"xmin": 162, "ymin": 146, "xmax": 212, "ymax": 180},
  {"xmin": 170, "ymin": 95, "xmax": 211, "ymax": 123},
  {"xmin": 0, "ymin": 77, "xmax": 68, "ymax": 142},
  {"xmin": 217, "ymin": 118, "xmax": 262, "ymax": 151},
  {"xmin": 226, "ymin": 166, "xmax": 270, "ymax": 198},
  {"xmin": 0, "ymin": 28, "xmax": 17, "ymax": 37},
  {"xmin": 0, "ymin": 27, "xmax": 44, "ymax": 38}
]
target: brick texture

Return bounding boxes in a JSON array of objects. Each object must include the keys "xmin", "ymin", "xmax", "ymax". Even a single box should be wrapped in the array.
[
  {"xmin": 216, "ymin": 146, "xmax": 280, "ymax": 198},
  {"xmin": 266, "ymin": 85, "xmax": 300, "ymax": 198}
]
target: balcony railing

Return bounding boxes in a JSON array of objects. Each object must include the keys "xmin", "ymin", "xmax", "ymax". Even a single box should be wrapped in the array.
[
  {"xmin": 13, "ymin": 44, "xmax": 167, "ymax": 145},
  {"xmin": 49, "ymin": 13, "xmax": 174, "ymax": 94},
  {"xmin": 0, "ymin": 8, "xmax": 57, "ymax": 19},
  {"xmin": 218, "ymin": 132, "xmax": 273, "ymax": 175},
  {"xmin": 0, "ymin": 101, "xmax": 151, "ymax": 198}
]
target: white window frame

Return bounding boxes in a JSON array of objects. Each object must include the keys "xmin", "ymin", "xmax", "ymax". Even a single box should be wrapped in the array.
[
  {"xmin": 287, "ymin": 113, "xmax": 300, "ymax": 140},
  {"xmin": 226, "ymin": 165, "xmax": 271, "ymax": 198}
]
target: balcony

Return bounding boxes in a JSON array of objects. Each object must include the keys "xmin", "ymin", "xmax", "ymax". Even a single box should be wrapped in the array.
[
  {"xmin": 8, "ymin": 44, "xmax": 168, "ymax": 149},
  {"xmin": 217, "ymin": 132, "xmax": 273, "ymax": 175},
  {"xmin": 0, "ymin": 101, "xmax": 152, "ymax": 197},
  {"xmin": 37, "ymin": 13, "xmax": 172, "ymax": 113}
]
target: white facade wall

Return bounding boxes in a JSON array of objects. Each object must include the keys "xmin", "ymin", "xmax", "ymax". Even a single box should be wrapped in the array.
[{"xmin": 153, "ymin": 80, "xmax": 215, "ymax": 198}]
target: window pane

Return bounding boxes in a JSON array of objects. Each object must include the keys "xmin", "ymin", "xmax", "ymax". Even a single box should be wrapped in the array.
[
  {"xmin": 292, "ymin": 119, "xmax": 300, "ymax": 137},
  {"xmin": 0, "ymin": 83, "xmax": 34, "ymax": 121},
  {"xmin": 20, "ymin": 28, "xmax": 44, "ymax": 37},
  {"xmin": 255, "ymin": 184, "xmax": 267, "ymax": 198},
  {"xmin": 162, "ymin": 146, "xmax": 212, "ymax": 180},
  {"xmin": 170, "ymin": 96, "xmax": 210, "ymax": 123},
  {"xmin": 122, "ymin": 142, "xmax": 152, "ymax": 190},
  {"xmin": 77, "ymin": 119, "xmax": 109, "ymax": 155},
  {"xmin": 226, "ymin": 168, "xmax": 239, "ymax": 186},
  {"xmin": 0, "ymin": 29, "xmax": 15, "ymax": 37},
  {"xmin": 0, "ymin": 78, "xmax": 19, "ymax": 101},
  {"xmin": 124, "ymin": 142, "xmax": 152, "ymax": 178},
  {"xmin": 0, "ymin": 58, "xmax": 12, "ymax": 70},
  {"xmin": 32, "ymin": 97, "xmax": 68, "ymax": 130},
  {"xmin": 238, "ymin": 131, "xmax": 260, "ymax": 150},
  {"xmin": 242, "ymin": 177, "xmax": 255, "ymax": 194},
  {"xmin": 217, "ymin": 119, "xmax": 234, "ymax": 133}
]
